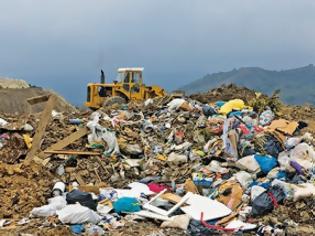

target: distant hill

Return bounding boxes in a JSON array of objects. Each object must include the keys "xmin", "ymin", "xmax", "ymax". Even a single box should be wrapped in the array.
[{"xmin": 179, "ymin": 64, "xmax": 315, "ymax": 104}]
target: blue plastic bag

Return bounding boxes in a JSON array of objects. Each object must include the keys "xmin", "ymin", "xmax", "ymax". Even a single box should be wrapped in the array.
[
  {"xmin": 254, "ymin": 155, "xmax": 278, "ymax": 174},
  {"xmin": 70, "ymin": 224, "xmax": 84, "ymax": 234},
  {"xmin": 113, "ymin": 197, "xmax": 141, "ymax": 214}
]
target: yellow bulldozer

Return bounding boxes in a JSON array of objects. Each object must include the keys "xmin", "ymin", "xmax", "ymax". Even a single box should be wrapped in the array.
[{"xmin": 85, "ymin": 67, "xmax": 166, "ymax": 109}]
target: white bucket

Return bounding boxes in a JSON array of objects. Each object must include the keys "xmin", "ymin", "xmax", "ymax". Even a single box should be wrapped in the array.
[{"xmin": 52, "ymin": 181, "xmax": 66, "ymax": 196}]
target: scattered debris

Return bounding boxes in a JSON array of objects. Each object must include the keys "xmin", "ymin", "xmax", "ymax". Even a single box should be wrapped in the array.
[{"xmin": 1, "ymin": 84, "xmax": 315, "ymax": 235}]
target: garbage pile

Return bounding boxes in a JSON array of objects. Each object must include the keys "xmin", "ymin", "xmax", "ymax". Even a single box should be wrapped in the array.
[
  {"xmin": 1, "ymin": 87, "xmax": 315, "ymax": 235},
  {"xmin": 190, "ymin": 84, "xmax": 260, "ymax": 104}
]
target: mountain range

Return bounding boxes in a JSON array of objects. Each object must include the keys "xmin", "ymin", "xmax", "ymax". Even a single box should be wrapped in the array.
[{"xmin": 179, "ymin": 64, "xmax": 315, "ymax": 104}]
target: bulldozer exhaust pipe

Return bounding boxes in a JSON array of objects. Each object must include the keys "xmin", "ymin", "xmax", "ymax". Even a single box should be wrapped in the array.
[{"xmin": 100, "ymin": 70, "xmax": 105, "ymax": 83}]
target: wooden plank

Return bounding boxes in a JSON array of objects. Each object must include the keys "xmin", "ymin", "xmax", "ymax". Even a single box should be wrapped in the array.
[
  {"xmin": 94, "ymin": 168, "xmax": 102, "ymax": 183},
  {"xmin": 46, "ymin": 127, "xmax": 88, "ymax": 151},
  {"xmin": 25, "ymin": 95, "xmax": 56, "ymax": 163},
  {"xmin": 43, "ymin": 150, "xmax": 101, "ymax": 156},
  {"xmin": 38, "ymin": 127, "xmax": 88, "ymax": 159},
  {"xmin": 27, "ymin": 95, "xmax": 50, "ymax": 105}
]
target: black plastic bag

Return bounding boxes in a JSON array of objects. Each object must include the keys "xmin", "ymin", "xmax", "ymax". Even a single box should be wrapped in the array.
[
  {"xmin": 252, "ymin": 185, "xmax": 286, "ymax": 216},
  {"xmin": 66, "ymin": 189, "xmax": 97, "ymax": 211}
]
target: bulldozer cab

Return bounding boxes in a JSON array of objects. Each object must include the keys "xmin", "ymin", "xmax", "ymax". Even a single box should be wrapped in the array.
[{"xmin": 117, "ymin": 68, "xmax": 143, "ymax": 98}]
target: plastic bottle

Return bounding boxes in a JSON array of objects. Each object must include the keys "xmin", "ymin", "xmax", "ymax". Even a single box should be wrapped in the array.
[{"xmin": 69, "ymin": 118, "xmax": 82, "ymax": 125}]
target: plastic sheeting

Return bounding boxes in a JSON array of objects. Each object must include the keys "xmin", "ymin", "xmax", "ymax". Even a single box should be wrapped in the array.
[
  {"xmin": 57, "ymin": 203, "xmax": 102, "ymax": 224},
  {"xmin": 87, "ymin": 112, "xmax": 120, "ymax": 156}
]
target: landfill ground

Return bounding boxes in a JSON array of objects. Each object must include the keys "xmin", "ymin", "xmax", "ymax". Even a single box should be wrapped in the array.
[{"xmin": 1, "ymin": 84, "xmax": 315, "ymax": 236}]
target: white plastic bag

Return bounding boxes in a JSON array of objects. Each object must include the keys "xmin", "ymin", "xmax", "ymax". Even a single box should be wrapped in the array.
[
  {"xmin": 31, "ymin": 196, "xmax": 67, "ymax": 217},
  {"xmin": 0, "ymin": 118, "xmax": 8, "ymax": 127},
  {"xmin": 207, "ymin": 160, "xmax": 229, "ymax": 174},
  {"xmin": 285, "ymin": 137, "xmax": 303, "ymax": 150},
  {"xmin": 161, "ymin": 214, "xmax": 190, "ymax": 230},
  {"xmin": 87, "ymin": 113, "xmax": 120, "ymax": 156},
  {"xmin": 128, "ymin": 182, "xmax": 155, "ymax": 196},
  {"xmin": 225, "ymin": 219, "xmax": 256, "ymax": 231},
  {"xmin": 236, "ymin": 155, "xmax": 260, "ymax": 173},
  {"xmin": 167, "ymin": 99, "xmax": 186, "ymax": 111},
  {"xmin": 290, "ymin": 143, "xmax": 315, "ymax": 170},
  {"xmin": 279, "ymin": 143, "xmax": 315, "ymax": 172},
  {"xmin": 235, "ymin": 171, "xmax": 253, "ymax": 189},
  {"xmin": 292, "ymin": 183, "xmax": 315, "ymax": 202},
  {"xmin": 56, "ymin": 203, "xmax": 101, "ymax": 224},
  {"xmin": 278, "ymin": 151, "xmax": 295, "ymax": 172},
  {"xmin": 285, "ymin": 133, "xmax": 313, "ymax": 149},
  {"xmin": 291, "ymin": 143, "xmax": 315, "ymax": 160}
]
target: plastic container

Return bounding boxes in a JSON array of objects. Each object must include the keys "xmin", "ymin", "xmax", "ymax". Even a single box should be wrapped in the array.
[
  {"xmin": 69, "ymin": 118, "xmax": 82, "ymax": 125},
  {"xmin": 52, "ymin": 182, "xmax": 66, "ymax": 196}
]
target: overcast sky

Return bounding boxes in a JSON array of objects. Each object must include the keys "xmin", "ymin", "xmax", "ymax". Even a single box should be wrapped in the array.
[{"xmin": 0, "ymin": 0, "xmax": 314, "ymax": 105}]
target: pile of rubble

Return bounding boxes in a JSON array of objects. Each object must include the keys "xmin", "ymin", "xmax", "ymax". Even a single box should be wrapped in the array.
[
  {"xmin": 190, "ymin": 84, "xmax": 260, "ymax": 104},
  {"xmin": 1, "ymin": 86, "xmax": 315, "ymax": 235}
]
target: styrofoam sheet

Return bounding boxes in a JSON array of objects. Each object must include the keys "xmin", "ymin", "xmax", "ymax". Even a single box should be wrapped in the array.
[{"xmin": 181, "ymin": 193, "xmax": 232, "ymax": 221}]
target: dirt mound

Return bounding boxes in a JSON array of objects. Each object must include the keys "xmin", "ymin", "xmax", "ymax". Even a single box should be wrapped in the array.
[
  {"xmin": 190, "ymin": 83, "xmax": 262, "ymax": 104},
  {"xmin": 280, "ymin": 104, "xmax": 315, "ymax": 137},
  {"xmin": 0, "ymin": 87, "xmax": 76, "ymax": 114}
]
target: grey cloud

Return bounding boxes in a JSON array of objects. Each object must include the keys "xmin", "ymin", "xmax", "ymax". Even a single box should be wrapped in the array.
[{"xmin": 0, "ymin": 0, "xmax": 314, "ymax": 105}]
